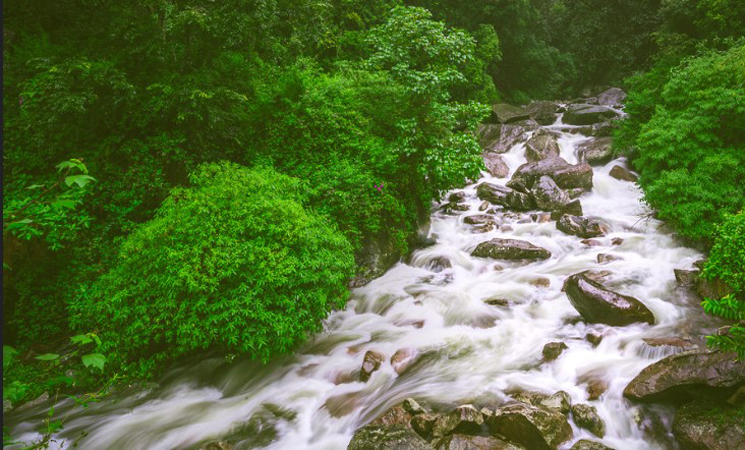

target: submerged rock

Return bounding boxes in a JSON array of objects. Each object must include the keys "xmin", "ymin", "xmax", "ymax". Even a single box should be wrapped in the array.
[
  {"xmin": 360, "ymin": 350, "xmax": 385, "ymax": 382},
  {"xmin": 484, "ymin": 153, "xmax": 510, "ymax": 178},
  {"xmin": 564, "ymin": 273, "xmax": 655, "ymax": 326},
  {"xmin": 577, "ymin": 137, "xmax": 613, "ymax": 165},
  {"xmin": 608, "ymin": 165, "xmax": 637, "ymax": 182},
  {"xmin": 556, "ymin": 215, "xmax": 606, "ymax": 238},
  {"xmin": 673, "ymin": 400, "xmax": 745, "ymax": 450},
  {"xmin": 488, "ymin": 402, "xmax": 573, "ymax": 450},
  {"xmin": 571, "ymin": 404, "xmax": 605, "ymax": 438},
  {"xmin": 532, "ymin": 176, "xmax": 570, "ymax": 212},
  {"xmin": 525, "ymin": 129, "xmax": 561, "ymax": 162},
  {"xmin": 563, "ymin": 104, "xmax": 618, "ymax": 125},
  {"xmin": 512, "ymin": 158, "xmax": 593, "ymax": 190},
  {"xmin": 623, "ymin": 350, "xmax": 745, "ymax": 403},
  {"xmin": 543, "ymin": 342, "xmax": 568, "ymax": 361},
  {"xmin": 472, "ymin": 238, "xmax": 551, "ymax": 260}
]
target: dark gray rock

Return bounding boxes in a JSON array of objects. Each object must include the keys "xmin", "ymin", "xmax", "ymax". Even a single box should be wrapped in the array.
[
  {"xmin": 565, "ymin": 273, "xmax": 655, "ymax": 326},
  {"xmin": 511, "ymin": 391, "xmax": 572, "ymax": 415},
  {"xmin": 464, "ymin": 214, "xmax": 496, "ymax": 225},
  {"xmin": 360, "ymin": 351, "xmax": 385, "ymax": 382},
  {"xmin": 623, "ymin": 350, "xmax": 745, "ymax": 403},
  {"xmin": 476, "ymin": 183, "xmax": 534, "ymax": 211},
  {"xmin": 556, "ymin": 215, "xmax": 606, "ymax": 238},
  {"xmin": 596, "ymin": 88, "xmax": 626, "ymax": 107},
  {"xmin": 429, "ymin": 256, "xmax": 452, "ymax": 273},
  {"xmin": 563, "ymin": 104, "xmax": 618, "ymax": 125},
  {"xmin": 608, "ymin": 165, "xmax": 637, "ymax": 182},
  {"xmin": 484, "ymin": 153, "xmax": 510, "ymax": 178},
  {"xmin": 488, "ymin": 402, "xmax": 573, "ymax": 450},
  {"xmin": 512, "ymin": 158, "xmax": 593, "ymax": 191},
  {"xmin": 472, "ymin": 238, "xmax": 551, "ymax": 261},
  {"xmin": 673, "ymin": 400, "xmax": 745, "ymax": 450},
  {"xmin": 550, "ymin": 200, "xmax": 583, "ymax": 220},
  {"xmin": 525, "ymin": 130, "xmax": 561, "ymax": 162},
  {"xmin": 674, "ymin": 269, "xmax": 700, "ymax": 286},
  {"xmin": 532, "ymin": 176, "xmax": 570, "ymax": 212},
  {"xmin": 492, "ymin": 104, "xmax": 531, "ymax": 124},
  {"xmin": 432, "ymin": 404, "xmax": 485, "ymax": 437},
  {"xmin": 577, "ymin": 137, "xmax": 613, "ymax": 165},
  {"xmin": 434, "ymin": 434, "xmax": 524, "ymax": 450},
  {"xmin": 348, "ymin": 425, "xmax": 433, "ymax": 450},
  {"xmin": 411, "ymin": 413, "xmax": 438, "ymax": 439},
  {"xmin": 526, "ymin": 101, "xmax": 560, "ymax": 125},
  {"xmin": 543, "ymin": 342, "xmax": 568, "ymax": 361},
  {"xmin": 571, "ymin": 404, "xmax": 605, "ymax": 438},
  {"xmin": 570, "ymin": 440, "xmax": 615, "ymax": 450}
]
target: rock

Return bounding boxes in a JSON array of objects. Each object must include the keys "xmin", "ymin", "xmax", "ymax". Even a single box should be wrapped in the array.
[
  {"xmin": 479, "ymin": 201, "xmax": 490, "ymax": 211},
  {"xmin": 492, "ymin": 104, "xmax": 530, "ymax": 124},
  {"xmin": 577, "ymin": 137, "xmax": 613, "ymax": 165},
  {"xmin": 348, "ymin": 425, "xmax": 433, "ymax": 450},
  {"xmin": 472, "ymin": 238, "xmax": 551, "ymax": 261},
  {"xmin": 696, "ymin": 276, "xmax": 735, "ymax": 300},
  {"xmin": 432, "ymin": 404, "xmax": 485, "ymax": 437},
  {"xmin": 512, "ymin": 391, "xmax": 572, "ymax": 415},
  {"xmin": 371, "ymin": 406, "xmax": 415, "ymax": 427},
  {"xmin": 543, "ymin": 342, "xmax": 568, "ymax": 361},
  {"xmin": 18, "ymin": 392, "xmax": 50, "ymax": 411},
  {"xmin": 512, "ymin": 158, "xmax": 594, "ymax": 190},
  {"xmin": 585, "ymin": 379, "xmax": 609, "ymax": 400},
  {"xmin": 471, "ymin": 223, "xmax": 496, "ymax": 233},
  {"xmin": 334, "ymin": 370, "xmax": 357, "ymax": 385},
  {"xmin": 434, "ymin": 434, "xmax": 523, "ymax": 450},
  {"xmin": 581, "ymin": 239, "xmax": 602, "ymax": 247},
  {"xmin": 525, "ymin": 130, "xmax": 561, "ymax": 162},
  {"xmin": 672, "ymin": 400, "xmax": 745, "ymax": 450},
  {"xmin": 360, "ymin": 350, "xmax": 385, "ymax": 382},
  {"xmin": 589, "ymin": 121, "xmax": 618, "ymax": 137},
  {"xmin": 642, "ymin": 337, "xmax": 696, "ymax": 349},
  {"xmin": 429, "ymin": 256, "xmax": 452, "ymax": 273},
  {"xmin": 623, "ymin": 349, "xmax": 745, "ymax": 403},
  {"xmin": 476, "ymin": 183, "xmax": 534, "ymax": 211},
  {"xmin": 532, "ymin": 176, "xmax": 570, "ymax": 211},
  {"xmin": 391, "ymin": 348, "xmax": 418, "ymax": 375},
  {"xmin": 608, "ymin": 165, "xmax": 637, "ymax": 182},
  {"xmin": 571, "ymin": 404, "xmax": 605, "ymax": 438},
  {"xmin": 326, "ymin": 392, "xmax": 364, "ymax": 418},
  {"xmin": 596, "ymin": 88, "xmax": 626, "ymax": 107},
  {"xmin": 565, "ymin": 188, "xmax": 586, "ymax": 200},
  {"xmin": 550, "ymin": 200, "xmax": 583, "ymax": 220},
  {"xmin": 488, "ymin": 402, "xmax": 573, "ymax": 450},
  {"xmin": 565, "ymin": 273, "xmax": 655, "ymax": 326},
  {"xmin": 597, "ymin": 253, "xmax": 621, "ymax": 264},
  {"xmin": 477, "ymin": 124, "xmax": 531, "ymax": 154},
  {"xmin": 563, "ymin": 104, "xmax": 618, "ymax": 125},
  {"xmin": 570, "ymin": 439, "xmax": 615, "ymax": 450},
  {"xmin": 556, "ymin": 215, "xmax": 606, "ymax": 238},
  {"xmin": 403, "ymin": 398, "xmax": 426, "ymax": 416},
  {"xmin": 526, "ymin": 101, "xmax": 560, "ymax": 125},
  {"xmin": 530, "ymin": 277, "xmax": 551, "ymax": 288},
  {"xmin": 484, "ymin": 153, "xmax": 510, "ymax": 178},
  {"xmin": 583, "ymin": 270, "xmax": 612, "ymax": 284},
  {"xmin": 464, "ymin": 214, "xmax": 496, "ymax": 225},
  {"xmin": 411, "ymin": 413, "xmax": 438, "ymax": 439},
  {"xmin": 611, "ymin": 238, "xmax": 623, "ymax": 245},
  {"xmin": 674, "ymin": 269, "xmax": 699, "ymax": 286},
  {"xmin": 485, "ymin": 298, "xmax": 510, "ymax": 307},
  {"xmin": 586, "ymin": 331, "xmax": 603, "ymax": 347},
  {"xmin": 450, "ymin": 192, "xmax": 467, "ymax": 203},
  {"xmin": 200, "ymin": 442, "xmax": 233, "ymax": 450}
]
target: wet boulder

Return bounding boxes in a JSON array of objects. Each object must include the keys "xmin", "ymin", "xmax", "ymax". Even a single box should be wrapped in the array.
[
  {"xmin": 476, "ymin": 183, "xmax": 534, "ymax": 211},
  {"xmin": 476, "ymin": 124, "xmax": 532, "ymax": 154},
  {"xmin": 525, "ymin": 129, "xmax": 561, "ymax": 162},
  {"xmin": 434, "ymin": 434, "xmax": 523, "ymax": 450},
  {"xmin": 429, "ymin": 256, "xmax": 452, "ymax": 273},
  {"xmin": 570, "ymin": 440, "xmax": 615, "ymax": 450},
  {"xmin": 623, "ymin": 350, "xmax": 745, "ymax": 403},
  {"xmin": 526, "ymin": 101, "xmax": 560, "ymax": 125},
  {"xmin": 532, "ymin": 176, "xmax": 570, "ymax": 212},
  {"xmin": 608, "ymin": 165, "xmax": 637, "ymax": 182},
  {"xmin": 550, "ymin": 200, "xmax": 583, "ymax": 220},
  {"xmin": 472, "ymin": 238, "xmax": 551, "ymax": 261},
  {"xmin": 577, "ymin": 137, "xmax": 613, "ymax": 165},
  {"xmin": 432, "ymin": 404, "xmax": 485, "ymax": 437},
  {"xmin": 484, "ymin": 153, "xmax": 510, "ymax": 178},
  {"xmin": 511, "ymin": 158, "xmax": 593, "ymax": 191},
  {"xmin": 571, "ymin": 404, "xmax": 605, "ymax": 438},
  {"xmin": 674, "ymin": 269, "xmax": 699, "ymax": 286},
  {"xmin": 360, "ymin": 350, "xmax": 385, "ymax": 382},
  {"xmin": 596, "ymin": 88, "xmax": 626, "ymax": 107},
  {"xmin": 563, "ymin": 104, "xmax": 618, "ymax": 126},
  {"xmin": 556, "ymin": 215, "xmax": 606, "ymax": 238},
  {"xmin": 673, "ymin": 400, "xmax": 745, "ymax": 450},
  {"xmin": 411, "ymin": 413, "xmax": 438, "ymax": 439},
  {"xmin": 511, "ymin": 391, "xmax": 572, "ymax": 415},
  {"xmin": 543, "ymin": 342, "xmax": 568, "ymax": 361},
  {"xmin": 564, "ymin": 273, "xmax": 655, "ymax": 326},
  {"xmin": 488, "ymin": 402, "xmax": 573, "ymax": 450},
  {"xmin": 492, "ymin": 103, "xmax": 530, "ymax": 124},
  {"xmin": 348, "ymin": 424, "xmax": 433, "ymax": 450},
  {"xmin": 464, "ymin": 214, "xmax": 497, "ymax": 226}
]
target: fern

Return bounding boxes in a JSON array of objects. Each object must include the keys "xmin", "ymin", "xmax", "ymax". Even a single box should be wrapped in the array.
[{"xmin": 702, "ymin": 294, "xmax": 745, "ymax": 359}]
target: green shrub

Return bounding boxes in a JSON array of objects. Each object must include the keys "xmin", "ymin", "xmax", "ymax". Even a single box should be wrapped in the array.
[
  {"xmin": 71, "ymin": 162, "xmax": 355, "ymax": 376},
  {"xmin": 704, "ymin": 212, "xmax": 745, "ymax": 294}
]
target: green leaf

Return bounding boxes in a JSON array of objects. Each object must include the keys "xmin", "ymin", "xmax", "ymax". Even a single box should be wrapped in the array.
[
  {"xmin": 6, "ymin": 219, "xmax": 33, "ymax": 230},
  {"xmin": 3, "ymin": 345, "xmax": 18, "ymax": 370},
  {"xmin": 51, "ymin": 199, "xmax": 78, "ymax": 210},
  {"xmin": 71, "ymin": 335, "xmax": 93, "ymax": 345},
  {"xmin": 81, "ymin": 353, "xmax": 107, "ymax": 371},
  {"xmin": 64, "ymin": 174, "xmax": 96, "ymax": 188},
  {"xmin": 35, "ymin": 353, "xmax": 60, "ymax": 361}
]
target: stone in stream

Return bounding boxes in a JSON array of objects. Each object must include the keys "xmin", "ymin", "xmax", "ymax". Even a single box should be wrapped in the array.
[
  {"xmin": 476, "ymin": 183, "xmax": 535, "ymax": 211},
  {"xmin": 597, "ymin": 253, "xmax": 622, "ymax": 264},
  {"xmin": 525, "ymin": 101, "xmax": 560, "ymax": 125},
  {"xmin": 348, "ymin": 424, "xmax": 433, "ymax": 450},
  {"xmin": 532, "ymin": 176, "xmax": 570, "ymax": 211},
  {"xmin": 525, "ymin": 129, "xmax": 561, "ymax": 162},
  {"xmin": 510, "ymin": 391, "xmax": 572, "ymax": 415},
  {"xmin": 563, "ymin": 104, "xmax": 618, "ymax": 125},
  {"xmin": 403, "ymin": 398, "xmax": 426, "ymax": 416},
  {"xmin": 492, "ymin": 103, "xmax": 531, "ymax": 124},
  {"xmin": 200, "ymin": 442, "xmax": 233, "ymax": 450},
  {"xmin": 359, "ymin": 350, "xmax": 385, "ymax": 382},
  {"xmin": 464, "ymin": 214, "xmax": 497, "ymax": 226},
  {"xmin": 449, "ymin": 191, "xmax": 467, "ymax": 203},
  {"xmin": 479, "ymin": 201, "xmax": 490, "ymax": 211},
  {"xmin": 542, "ymin": 342, "xmax": 568, "ymax": 361},
  {"xmin": 596, "ymin": 87, "xmax": 627, "ymax": 107},
  {"xmin": 642, "ymin": 337, "xmax": 696, "ymax": 350},
  {"xmin": 556, "ymin": 215, "xmax": 606, "ymax": 238},
  {"xmin": 673, "ymin": 400, "xmax": 745, "ymax": 450},
  {"xmin": 511, "ymin": 158, "xmax": 594, "ymax": 190},
  {"xmin": 391, "ymin": 348, "xmax": 418, "ymax": 375},
  {"xmin": 429, "ymin": 256, "xmax": 452, "ymax": 273},
  {"xmin": 476, "ymin": 123, "xmax": 533, "ymax": 154},
  {"xmin": 411, "ymin": 413, "xmax": 438, "ymax": 439},
  {"xmin": 608, "ymin": 165, "xmax": 637, "ymax": 182},
  {"xmin": 565, "ymin": 187, "xmax": 587, "ymax": 199},
  {"xmin": 564, "ymin": 273, "xmax": 655, "ymax": 326},
  {"xmin": 585, "ymin": 331, "xmax": 603, "ymax": 347},
  {"xmin": 432, "ymin": 404, "xmax": 485, "ymax": 437},
  {"xmin": 577, "ymin": 137, "xmax": 613, "ymax": 165},
  {"xmin": 571, "ymin": 404, "xmax": 605, "ymax": 438},
  {"xmin": 484, "ymin": 153, "xmax": 510, "ymax": 178},
  {"xmin": 433, "ymin": 434, "xmax": 523, "ymax": 450},
  {"xmin": 623, "ymin": 349, "xmax": 745, "ymax": 403},
  {"xmin": 487, "ymin": 402, "xmax": 573, "ymax": 450},
  {"xmin": 570, "ymin": 440, "xmax": 615, "ymax": 450},
  {"xmin": 673, "ymin": 269, "xmax": 699, "ymax": 286},
  {"xmin": 550, "ymin": 199, "xmax": 583, "ymax": 220},
  {"xmin": 471, "ymin": 238, "xmax": 551, "ymax": 261}
]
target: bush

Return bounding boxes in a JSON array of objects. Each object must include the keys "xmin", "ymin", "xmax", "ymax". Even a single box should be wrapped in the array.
[{"xmin": 71, "ymin": 162, "xmax": 355, "ymax": 376}]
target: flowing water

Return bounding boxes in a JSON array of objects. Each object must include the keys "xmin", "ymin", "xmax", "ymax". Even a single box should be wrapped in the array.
[{"xmin": 8, "ymin": 111, "xmax": 719, "ymax": 449}]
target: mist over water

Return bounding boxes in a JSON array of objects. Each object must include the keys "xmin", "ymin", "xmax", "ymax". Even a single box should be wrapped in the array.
[{"xmin": 8, "ymin": 112, "xmax": 716, "ymax": 450}]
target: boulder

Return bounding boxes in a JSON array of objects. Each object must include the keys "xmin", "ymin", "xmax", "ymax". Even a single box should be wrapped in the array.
[
  {"xmin": 411, "ymin": 413, "xmax": 438, "ymax": 439},
  {"xmin": 434, "ymin": 434, "xmax": 523, "ymax": 450},
  {"xmin": 563, "ymin": 104, "xmax": 618, "ymax": 126},
  {"xmin": 526, "ymin": 101, "xmax": 560, "ymax": 125},
  {"xmin": 564, "ymin": 273, "xmax": 655, "ymax": 326},
  {"xmin": 525, "ymin": 130, "xmax": 561, "ymax": 162},
  {"xmin": 556, "ymin": 215, "xmax": 606, "ymax": 238},
  {"xmin": 348, "ymin": 425, "xmax": 433, "ymax": 450},
  {"xmin": 464, "ymin": 214, "xmax": 497, "ymax": 226},
  {"xmin": 488, "ymin": 402, "xmax": 573, "ymax": 450},
  {"xmin": 696, "ymin": 276, "xmax": 735, "ymax": 300},
  {"xmin": 565, "ymin": 188, "xmax": 587, "ymax": 199},
  {"xmin": 673, "ymin": 400, "xmax": 745, "ymax": 450},
  {"xmin": 596, "ymin": 88, "xmax": 626, "ymax": 107},
  {"xmin": 543, "ymin": 342, "xmax": 568, "ymax": 361},
  {"xmin": 477, "ymin": 123, "xmax": 534, "ymax": 154},
  {"xmin": 597, "ymin": 253, "xmax": 622, "ymax": 264},
  {"xmin": 484, "ymin": 153, "xmax": 510, "ymax": 178},
  {"xmin": 360, "ymin": 350, "xmax": 385, "ymax": 382},
  {"xmin": 472, "ymin": 238, "xmax": 551, "ymax": 261},
  {"xmin": 403, "ymin": 399, "xmax": 425, "ymax": 416},
  {"xmin": 608, "ymin": 165, "xmax": 637, "ymax": 182},
  {"xmin": 432, "ymin": 404, "xmax": 485, "ymax": 437},
  {"xmin": 588, "ymin": 121, "xmax": 618, "ymax": 137},
  {"xmin": 429, "ymin": 256, "xmax": 452, "ymax": 273},
  {"xmin": 571, "ymin": 404, "xmax": 605, "ymax": 438},
  {"xmin": 492, "ymin": 104, "xmax": 530, "ymax": 124},
  {"xmin": 623, "ymin": 350, "xmax": 745, "ymax": 403},
  {"xmin": 674, "ymin": 269, "xmax": 699, "ymax": 286},
  {"xmin": 391, "ymin": 348, "xmax": 418, "ymax": 375},
  {"xmin": 511, "ymin": 391, "xmax": 571, "ymax": 415},
  {"xmin": 511, "ymin": 158, "xmax": 593, "ymax": 190},
  {"xmin": 611, "ymin": 237, "xmax": 623, "ymax": 245},
  {"xmin": 532, "ymin": 176, "xmax": 570, "ymax": 212},
  {"xmin": 449, "ymin": 192, "xmax": 467, "ymax": 203},
  {"xmin": 642, "ymin": 337, "xmax": 696, "ymax": 350},
  {"xmin": 570, "ymin": 440, "xmax": 614, "ymax": 450},
  {"xmin": 550, "ymin": 200, "xmax": 583, "ymax": 220},
  {"xmin": 476, "ymin": 183, "xmax": 534, "ymax": 211},
  {"xmin": 577, "ymin": 137, "xmax": 613, "ymax": 165}
]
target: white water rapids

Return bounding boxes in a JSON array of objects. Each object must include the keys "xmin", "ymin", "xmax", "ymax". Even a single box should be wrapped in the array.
[{"xmin": 8, "ymin": 113, "xmax": 720, "ymax": 449}]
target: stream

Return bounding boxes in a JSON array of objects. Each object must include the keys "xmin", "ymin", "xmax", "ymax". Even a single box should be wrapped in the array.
[{"xmin": 7, "ymin": 109, "xmax": 717, "ymax": 449}]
